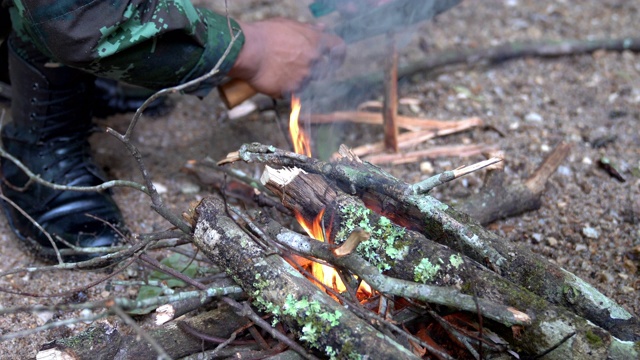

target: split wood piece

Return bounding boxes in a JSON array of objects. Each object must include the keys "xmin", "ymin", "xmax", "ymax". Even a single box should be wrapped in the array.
[
  {"xmin": 261, "ymin": 166, "xmax": 636, "ymax": 359},
  {"xmin": 192, "ymin": 197, "xmax": 420, "ymax": 360},
  {"xmin": 37, "ymin": 305, "xmax": 252, "ymax": 360},
  {"xmin": 307, "ymin": 111, "xmax": 483, "ymax": 132},
  {"xmin": 347, "ymin": 117, "xmax": 483, "ymax": 158},
  {"xmin": 383, "ymin": 34, "xmax": 399, "ymax": 152},
  {"xmin": 229, "ymin": 143, "xmax": 640, "ymax": 341},
  {"xmin": 365, "ymin": 143, "xmax": 499, "ymax": 165},
  {"xmin": 457, "ymin": 143, "xmax": 572, "ymax": 225}
]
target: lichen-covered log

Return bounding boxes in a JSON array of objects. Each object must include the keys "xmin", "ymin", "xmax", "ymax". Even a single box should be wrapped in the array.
[
  {"xmin": 192, "ymin": 197, "xmax": 419, "ymax": 360},
  {"xmin": 261, "ymin": 166, "xmax": 638, "ymax": 359},
  {"xmin": 37, "ymin": 306, "xmax": 250, "ymax": 360},
  {"xmin": 231, "ymin": 143, "xmax": 640, "ymax": 342}
]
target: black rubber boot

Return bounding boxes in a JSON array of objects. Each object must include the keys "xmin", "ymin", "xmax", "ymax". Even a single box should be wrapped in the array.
[
  {"xmin": 1, "ymin": 38, "xmax": 125, "ymax": 262},
  {"xmin": 92, "ymin": 78, "xmax": 172, "ymax": 118}
]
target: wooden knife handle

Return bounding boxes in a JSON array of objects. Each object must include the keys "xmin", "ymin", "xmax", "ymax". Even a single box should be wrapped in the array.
[{"xmin": 218, "ymin": 78, "xmax": 258, "ymax": 109}]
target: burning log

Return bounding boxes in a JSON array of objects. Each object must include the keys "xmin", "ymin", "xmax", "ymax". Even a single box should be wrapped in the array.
[
  {"xmin": 225, "ymin": 143, "xmax": 640, "ymax": 343},
  {"xmin": 258, "ymin": 165, "xmax": 635, "ymax": 358}
]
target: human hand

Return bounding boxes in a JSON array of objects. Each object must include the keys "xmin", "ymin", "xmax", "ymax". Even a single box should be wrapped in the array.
[{"xmin": 228, "ymin": 18, "xmax": 345, "ymax": 98}]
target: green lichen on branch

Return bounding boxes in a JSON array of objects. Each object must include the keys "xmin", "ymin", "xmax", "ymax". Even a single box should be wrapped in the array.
[
  {"xmin": 335, "ymin": 203, "xmax": 408, "ymax": 271},
  {"xmin": 283, "ymin": 295, "xmax": 343, "ymax": 350},
  {"xmin": 250, "ymin": 273, "xmax": 359, "ymax": 359},
  {"xmin": 251, "ymin": 273, "xmax": 281, "ymax": 323},
  {"xmin": 414, "ymin": 258, "xmax": 442, "ymax": 283}
]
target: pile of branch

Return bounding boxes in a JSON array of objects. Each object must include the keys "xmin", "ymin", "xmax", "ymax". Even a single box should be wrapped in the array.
[
  {"xmin": 189, "ymin": 143, "xmax": 638, "ymax": 359},
  {"xmin": 30, "ymin": 142, "xmax": 639, "ymax": 359}
]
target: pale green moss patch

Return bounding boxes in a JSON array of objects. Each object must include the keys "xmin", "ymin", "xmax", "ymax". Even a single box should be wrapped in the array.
[
  {"xmin": 449, "ymin": 254, "xmax": 464, "ymax": 269},
  {"xmin": 414, "ymin": 258, "xmax": 441, "ymax": 283}
]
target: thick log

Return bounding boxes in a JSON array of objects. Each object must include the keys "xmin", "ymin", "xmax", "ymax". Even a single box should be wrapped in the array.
[
  {"xmin": 261, "ymin": 166, "xmax": 638, "ymax": 359},
  {"xmin": 230, "ymin": 143, "xmax": 640, "ymax": 342},
  {"xmin": 36, "ymin": 305, "xmax": 251, "ymax": 360},
  {"xmin": 192, "ymin": 197, "xmax": 419, "ymax": 360}
]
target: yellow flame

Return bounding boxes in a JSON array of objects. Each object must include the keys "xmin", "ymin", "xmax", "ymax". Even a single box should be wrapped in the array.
[
  {"xmin": 289, "ymin": 96, "xmax": 371, "ymax": 297},
  {"xmin": 289, "ymin": 95, "xmax": 311, "ymax": 157},
  {"xmin": 294, "ymin": 209, "xmax": 346, "ymax": 293}
]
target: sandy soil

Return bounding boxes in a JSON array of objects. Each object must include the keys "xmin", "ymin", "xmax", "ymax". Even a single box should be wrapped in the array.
[{"xmin": 0, "ymin": 0, "xmax": 638, "ymax": 358}]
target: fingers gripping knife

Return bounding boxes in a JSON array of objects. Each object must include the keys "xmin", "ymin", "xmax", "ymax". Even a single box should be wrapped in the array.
[{"xmin": 218, "ymin": 0, "xmax": 462, "ymax": 108}]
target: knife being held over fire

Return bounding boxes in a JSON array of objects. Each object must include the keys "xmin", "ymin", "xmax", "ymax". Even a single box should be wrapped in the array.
[{"xmin": 218, "ymin": 0, "xmax": 462, "ymax": 108}]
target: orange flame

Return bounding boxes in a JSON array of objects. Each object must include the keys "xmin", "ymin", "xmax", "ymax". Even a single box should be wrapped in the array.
[
  {"xmin": 294, "ymin": 209, "xmax": 346, "ymax": 293},
  {"xmin": 289, "ymin": 95, "xmax": 345, "ymax": 293},
  {"xmin": 289, "ymin": 95, "xmax": 311, "ymax": 157},
  {"xmin": 288, "ymin": 96, "xmax": 373, "ymax": 299}
]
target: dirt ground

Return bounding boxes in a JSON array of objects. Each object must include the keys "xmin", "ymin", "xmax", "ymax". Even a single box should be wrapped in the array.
[{"xmin": 0, "ymin": 0, "xmax": 638, "ymax": 358}]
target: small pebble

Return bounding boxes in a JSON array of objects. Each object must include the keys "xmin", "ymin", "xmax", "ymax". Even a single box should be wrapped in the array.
[
  {"xmin": 505, "ymin": 0, "xmax": 518, "ymax": 7},
  {"xmin": 618, "ymin": 273, "xmax": 629, "ymax": 280},
  {"xmin": 541, "ymin": 144, "xmax": 551, "ymax": 152},
  {"xmin": 582, "ymin": 226, "xmax": 599, "ymax": 239},
  {"xmin": 582, "ymin": 157, "xmax": 592, "ymax": 165},
  {"xmin": 525, "ymin": 112, "xmax": 543, "ymax": 122},
  {"xmin": 35, "ymin": 311, "xmax": 54, "ymax": 325},
  {"xmin": 81, "ymin": 309, "xmax": 94, "ymax": 324},
  {"xmin": 420, "ymin": 161, "xmax": 434, "ymax": 174},
  {"xmin": 531, "ymin": 233, "xmax": 543, "ymax": 243},
  {"xmin": 180, "ymin": 182, "xmax": 201, "ymax": 194},
  {"xmin": 599, "ymin": 271, "xmax": 615, "ymax": 284},
  {"xmin": 575, "ymin": 243, "xmax": 588, "ymax": 252},
  {"xmin": 557, "ymin": 166, "xmax": 572, "ymax": 177},
  {"xmin": 547, "ymin": 237, "xmax": 558, "ymax": 247},
  {"xmin": 509, "ymin": 122, "xmax": 520, "ymax": 130}
]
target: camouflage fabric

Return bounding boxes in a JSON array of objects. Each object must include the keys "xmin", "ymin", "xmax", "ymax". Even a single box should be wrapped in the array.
[{"xmin": 7, "ymin": 0, "xmax": 245, "ymax": 95}]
